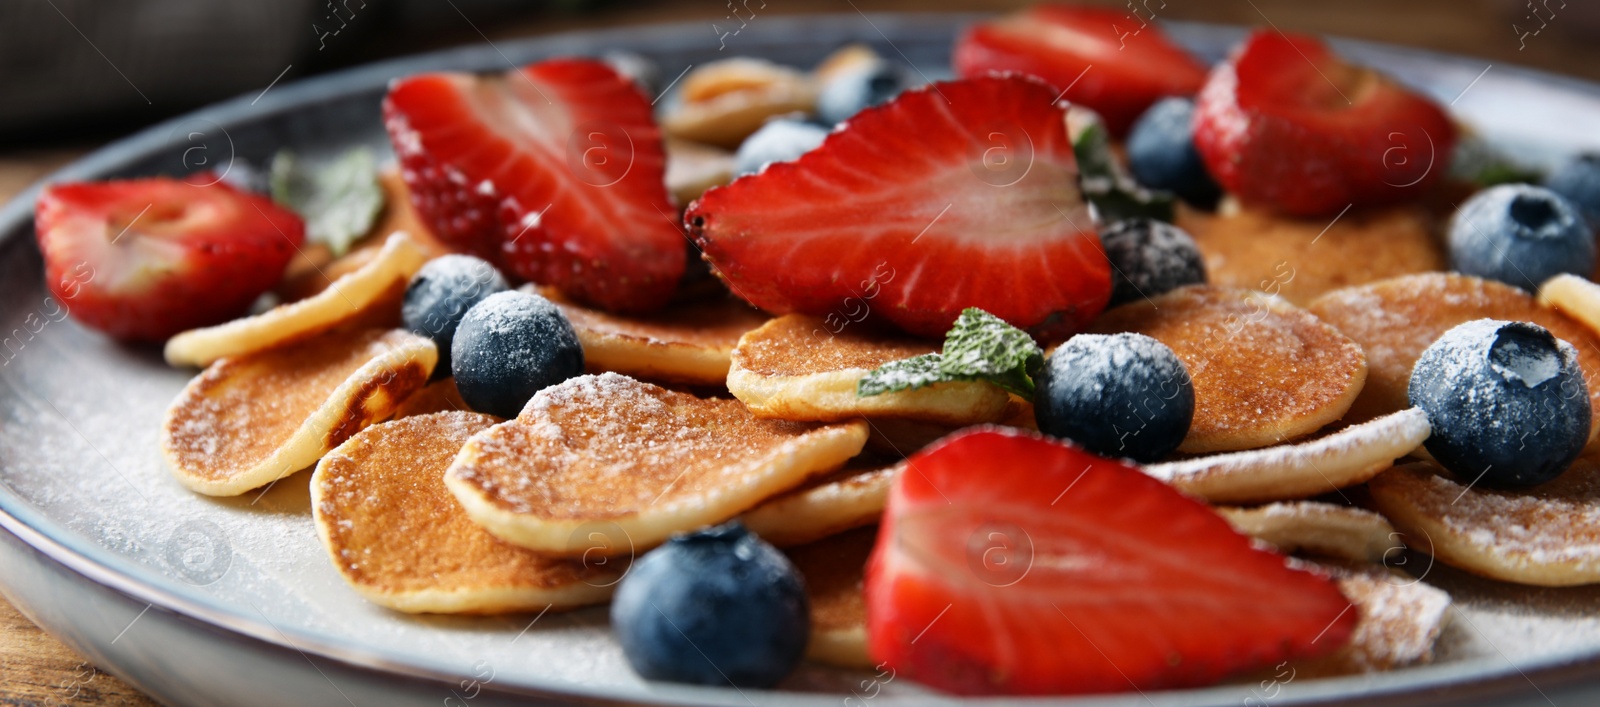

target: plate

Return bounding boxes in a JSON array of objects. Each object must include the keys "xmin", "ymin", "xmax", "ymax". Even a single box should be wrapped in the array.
[{"xmin": 3, "ymin": 12, "xmax": 1600, "ymax": 707}]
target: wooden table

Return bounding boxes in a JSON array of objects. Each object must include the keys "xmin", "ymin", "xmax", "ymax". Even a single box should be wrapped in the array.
[{"xmin": 2, "ymin": 0, "xmax": 1596, "ymax": 703}]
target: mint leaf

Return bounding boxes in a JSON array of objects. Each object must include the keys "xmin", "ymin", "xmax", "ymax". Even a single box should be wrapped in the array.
[
  {"xmin": 1448, "ymin": 134, "xmax": 1543, "ymax": 188},
  {"xmin": 270, "ymin": 147, "xmax": 385, "ymax": 256},
  {"xmin": 1067, "ymin": 106, "xmax": 1175, "ymax": 224},
  {"xmin": 856, "ymin": 308, "xmax": 1045, "ymax": 398}
]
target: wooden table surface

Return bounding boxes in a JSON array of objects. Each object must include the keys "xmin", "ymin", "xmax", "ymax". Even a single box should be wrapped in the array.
[{"xmin": 2, "ymin": 0, "xmax": 1596, "ymax": 704}]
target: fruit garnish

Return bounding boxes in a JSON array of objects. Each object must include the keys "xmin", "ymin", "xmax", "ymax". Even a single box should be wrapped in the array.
[
  {"xmin": 1097, "ymin": 218, "xmax": 1206, "ymax": 307},
  {"xmin": 34, "ymin": 176, "xmax": 304, "ymax": 342},
  {"xmin": 1546, "ymin": 152, "xmax": 1600, "ymax": 225},
  {"xmin": 383, "ymin": 58, "xmax": 685, "ymax": 313},
  {"xmin": 865, "ymin": 427, "xmax": 1357, "ymax": 695},
  {"xmin": 687, "ymin": 74, "xmax": 1110, "ymax": 340},
  {"xmin": 1034, "ymin": 332, "xmax": 1194, "ymax": 462},
  {"xmin": 1125, "ymin": 97, "xmax": 1222, "ymax": 207},
  {"xmin": 858, "ymin": 308, "xmax": 1044, "ymax": 398},
  {"xmin": 1193, "ymin": 30, "xmax": 1458, "ymax": 218},
  {"xmin": 953, "ymin": 4, "xmax": 1208, "ymax": 136},
  {"xmin": 269, "ymin": 147, "xmax": 384, "ymax": 257},
  {"xmin": 400, "ymin": 254, "xmax": 509, "ymax": 375},
  {"xmin": 450, "ymin": 290, "xmax": 584, "ymax": 419},
  {"xmin": 1448, "ymin": 184, "xmax": 1594, "ymax": 292},
  {"xmin": 1067, "ymin": 105, "xmax": 1175, "ymax": 224}
]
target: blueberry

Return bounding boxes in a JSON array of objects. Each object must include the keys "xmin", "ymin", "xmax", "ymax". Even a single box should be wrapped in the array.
[
  {"xmin": 1099, "ymin": 219, "xmax": 1207, "ymax": 307},
  {"xmin": 1034, "ymin": 333, "xmax": 1195, "ymax": 463},
  {"xmin": 402, "ymin": 255, "xmax": 509, "ymax": 376},
  {"xmin": 733, "ymin": 119, "xmax": 829, "ymax": 176},
  {"xmin": 816, "ymin": 58, "xmax": 908, "ymax": 125},
  {"xmin": 611, "ymin": 522, "xmax": 809, "ymax": 688},
  {"xmin": 1125, "ymin": 98, "xmax": 1222, "ymax": 208},
  {"xmin": 450, "ymin": 291, "xmax": 583, "ymax": 418},
  {"xmin": 1409, "ymin": 319, "xmax": 1590, "ymax": 487},
  {"xmin": 1447, "ymin": 184, "xmax": 1596, "ymax": 292},
  {"xmin": 1546, "ymin": 153, "xmax": 1600, "ymax": 227}
]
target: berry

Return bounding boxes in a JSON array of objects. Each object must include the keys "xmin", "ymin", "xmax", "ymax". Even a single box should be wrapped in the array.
[
  {"xmin": 1125, "ymin": 97, "xmax": 1221, "ymax": 207},
  {"xmin": 1034, "ymin": 333, "xmax": 1194, "ymax": 462},
  {"xmin": 1409, "ymin": 319, "xmax": 1590, "ymax": 487},
  {"xmin": 816, "ymin": 57, "xmax": 909, "ymax": 125},
  {"xmin": 1447, "ymin": 184, "xmax": 1595, "ymax": 292},
  {"xmin": 1544, "ymin": 153, "xmax": 1600, "ymax": 226},
  {"xmin": 1194, "ymin": 30, "xmax": 1458, "ymax": 217},
  {"xmin": 866, "ymin": 428, "xmax": 1355, "ymax": 695},
  {"xmin": 688, "ymin": 75, "xmax": 1111, "ymax": 340},
  {"xmin": 33, "ymin": 177, "xmax": 304, "ymax": 342},
  {"xmin": 953, "ymin": 4, "xmax": 1208, "ymax": 136},
  {"xmin": 1098, "ymin": 218, "xmax": 1206, "ymax": 307},
  {"xmin": 450, "ymin": 291, "xmax": 583, "ymax": 418},
  {"xmin": 402, "ymin": 255, "xmax": 509, "ymax": 376},
  {"xmin": 611, "ymin": 522, "xmax": 809, "ymax": 688},
  {"xmin": 384, "ymin": 58, "xmax": 685, "ymax": 313},
  {"xmin": 732, "ymin": 119, "xmax": 829, "ymax": 177}
]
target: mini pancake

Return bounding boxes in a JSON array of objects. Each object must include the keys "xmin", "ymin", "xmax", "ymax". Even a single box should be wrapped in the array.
[
  {"xmin": 728, "ymin": 315, "xmax": 1011, "ymax": 425},
  {"xmin": 277, "ymin": 170, "xmax": 449, "ymax": 302},
  {"xmin": 661, "ymin": 58, "xmax": 817, "ymax": 148},
  {"xmin": 1310, "ymin": 272, "xmax": 1600, "ymax": 432},
  {"xmin": 1290, "ymin": 562, "xmax": 1452, "ymax": 677},
  {"xmin": 665, "ymin": 138, "xmax": 735, "ymax": 205},
  {"xmin": 392, "ymin": 378, "xmax": 470, "ymax": 419},
  {"xmin": 551, "ymin": 293, "xmax": 768, "ymax": 386},
  {"xmin": 1369, "ymin": 458, "xmax": 1600, "ymax": 587},
  {"xmin": 1144, "ymin": 408, "xmax": 1431, "ymax": 504},
  {"xmin": 1091, "ymin": 285, "xmax": 1368, "ymax": 453},
  {"xmin": 311, "ymin": 412, "xmax": 619, "ymax": 614},
  {"xmin": 741, "ymin": 462, "xmax": 896, "ymax": 547},
  {"xmin": 444, "ymin": 373, "xmax": 868, "ymax": 555},
  {"xmin": 1176, "ymin": 201, "xmax": 1443, "ymax": 307},
  {"xmin": 165, "ymin": 232, "xmax": 430, "ymax": 368},
  {"xmin": 785, "ymin": 526, "xmax": 876, "ymax": 669},
  {"xmin": 162, "ymin": 328, "xmax": 436, "ymax": 496},
  {"xmin": 1217, "ymin": 502, "xmax": 1398, "ymax": 564}
]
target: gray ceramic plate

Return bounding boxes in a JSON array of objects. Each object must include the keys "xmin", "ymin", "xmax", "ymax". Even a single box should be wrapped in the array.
[{"xmin": 3, "ymin": 12, "xmax": 1600, "ymax": 707}]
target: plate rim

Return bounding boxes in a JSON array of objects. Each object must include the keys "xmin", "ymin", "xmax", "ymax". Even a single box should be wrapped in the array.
[{"xmin": 2, "ymin": 12, "xmax": 1599, "ymax": 705}]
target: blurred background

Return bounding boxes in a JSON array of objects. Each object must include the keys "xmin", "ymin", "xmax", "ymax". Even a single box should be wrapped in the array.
[{"xmin": 1, "ymin": 0, "xmax": 1599, "ymax": 703}]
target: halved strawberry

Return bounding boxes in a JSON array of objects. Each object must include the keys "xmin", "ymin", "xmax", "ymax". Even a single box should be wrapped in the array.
[
  {"xmin": 384, "ymin": 58, "xmax": 685, "ymax": 313},
  {"xmin": 866, "ymin": 428, "xmax": 1355, "ymax": 695},
  {"xmin": 953, "ymin": 5, "xmax": 1208, "ymax": 136},
  {"xmin": 33, "ymin": 177, "xmax": 304, "ymax": 342},
  {"xmin": 686, "ymin": 75, "xmax": 1109, "ymax": 340},
  {"xmin": 1193, "ymin": 30, "xmax": 1457, "ymax": 217}
]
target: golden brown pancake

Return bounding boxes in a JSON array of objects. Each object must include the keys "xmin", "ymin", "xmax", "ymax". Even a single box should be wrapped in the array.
[
  {"xmin": 551, "ymin": 293, "xmax": 768, "ymax": 386},
  {"xmin": 742, "ymin": 462, "xmax": 895, "ymax": 547},
  {"xmin": 165, "ymin": 232, "xmax": 430, "ymax": 368},
  {"xmin": 1290, "ymin": 562, "xmax": 1452, "ymax": 677},
  {"xmin": 1217, "ymin": 502, "xmax": 1398, "ymax": 564},
  {"xmin": 392, "ymin": 378, "xmax": 470, "ymax": 418},
  {"xmin": 665, "ymin": 138, "xmax": 735, "ymax": 206},
  {"xmin": 1144, "ymin": 408, "xmax": 1430, "ymax": 504},
  {"xmin": 444, "ymin": 373, "xmax": 868, "ymax": 555},
  {"xmin": 1370, "ymin": 458, "xmax": 1600, "ymax": 586},
  {"xmin": 1310, "ymin": 272, "xmax": 1600, "ymax": 434},
  {"xmin": 311, "ymin": 412, "xmax": 619, "ymax": 614},
  {"xmin": 786, "ymin": 526, "xmax": 876, "ymax": 669},
  {"xmin": 661, "ymin": 58, "xmax": 817, "ymax": 148},
  {"xmin": 1177, "ymin": 201, "xmax": 1444, "ymax": 307},
  {"xmin": 162, "ymin": 328, "xmax": 436, "ymax": 496},
  {"xmin": 728, "ymin": 315, "xmax": 1011, "ymax": 425},
  {"xmin": 1091, "ymin": 285, "xmax": 1368, "ymax": 453}
]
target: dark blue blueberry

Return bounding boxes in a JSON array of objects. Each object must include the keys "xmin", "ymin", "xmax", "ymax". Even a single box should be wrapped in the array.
[
  {"xmin": 402, "ymin": 255, "xmax": 508, "ymax": 377},
  {"xmin": 1034, "ymin": 333, "xmax": 1194, "ymax": 463},
  {"xmin": 816, "ymin": 58, "xmax": 909, "ymax": 125},
  {"xmin": 1099, "ymin": 219, "xmax": 1207, "ymax": 307},
  {"xmin": 1545, "ymin": 153, "xmax": 1600, "ymax": 227},
  {"xmin": 611, "ymin": 522, "xmax": 809, "ymax": 688},
  {"xmin": 1448, "ymin": 184, "xmax": 1595, "ymax": 292},
  {"xmin": 1125, "ymin": 98, "xmax": 1221, "ymax": 208},
  {"xmin": 1409, "ymin": 319, "xmax": 1590, "ymax": 488},
  {"xmin": 450, "ymin": 291, "xmax": 583, "ymax": 418},
  {"xmin": 733, "ymin": 119, "xmax": 829, "ymax": 176}
]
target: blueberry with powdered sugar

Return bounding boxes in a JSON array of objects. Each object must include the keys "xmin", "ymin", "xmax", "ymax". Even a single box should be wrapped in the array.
[
  {"xmin": 1034, "ymin": 332, "xmax": 1194, "ymax": 463},
  {"xmin": 1099, "ymin": 218, "xmax": 1207, "ymax": 307},
  {"xmin": 1447, "ymin": 184, "xmax": 1594, "ymax": 292},
  {"xmin": 451, "ymin": 291, "xmax": 584, "ymax": 418},
  {"xmin": 1409, "ymin": 318, "xmax": 1590, "ymax": 487},
  {"xmin": 402, "ymin": 254, "xmax": 509, "ymax": 376}
]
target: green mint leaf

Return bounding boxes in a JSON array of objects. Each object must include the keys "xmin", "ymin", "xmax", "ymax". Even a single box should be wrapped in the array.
[
  {"xmin": 856, "ymin": 354, "xmax": 949, "ymax": 397},
  {"xmin": 1068, "ymin": 105, "xmax": 1176, "ymax": 225},
  {"xmin": 1448, "ymin": 134, "xmax": 1543, "ymax": 188},
  {"xmin": 1067, "ymin": 106, "xmax": 1118, "ymax": 182},
  {"xmin": 939, "ymin": 308, "xmax": 1044, "ymax": 397},
  {"xmin": 270, "ymin": 147, "xmax": 385, "ymax": 256}
]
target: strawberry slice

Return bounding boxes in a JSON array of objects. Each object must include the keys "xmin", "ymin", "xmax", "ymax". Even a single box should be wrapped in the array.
[
  {"xmin": 686, "ymin": 75, "xmax": 1109, "ymax": 340},
  {"xmin": 34, "ymin": 177, "xmax": 304, "ymax": 342},
  {"xmin": 866, "ymin": 428, "xmax": 1355, "ymax": 695},
  {"xmin": 384, "ymin": 58, "xmax": 685, "ymax": 313},
  {"xmin": 953, "ymin": 5, "xmax": 1208, "ymax": 136},
  {"xmin": 1193, "ymin": 30, "xmax": 1458, "ymax": 217}
]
